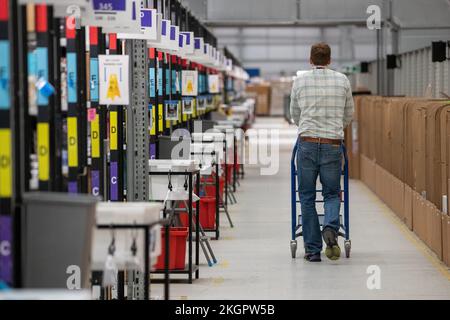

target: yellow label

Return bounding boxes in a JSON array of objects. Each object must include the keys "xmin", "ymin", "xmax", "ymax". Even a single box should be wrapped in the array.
[
  {"xmin": 67, "ymin": 117, "xmax": 78, "ymax": 168},
  {"xmin": 37, "ymin": 123, "xmax": 49, "ymax": 181},
  {"xmin": 110, "ymin": 111, "xmax": 118, "ymax": 151},
  {"xmin": 183, "ymin": 113, "xmax": 187, "ymax": 122},
  {"xmin": 91, "ymin": 115, "xmax": 100, "ymax": 158},
  {"xmin": 193, "ymin": 99, "xmax": 197, "ymax": 117},
  {"xmin": 150, "ymin": 107, "xmax": 156, "ymax": 136},
  {"xmin": 158, "ymin": 104, "xmax": 163, "ymax": 133},
  {"xmin": 0, "ymin": 129, "xmax": 12, "ymax": 197}
]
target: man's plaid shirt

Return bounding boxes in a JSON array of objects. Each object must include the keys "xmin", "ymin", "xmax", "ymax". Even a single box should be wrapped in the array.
[{"xmin": 290, "ymin": 67, "xmax": 354, "ymax": 140}]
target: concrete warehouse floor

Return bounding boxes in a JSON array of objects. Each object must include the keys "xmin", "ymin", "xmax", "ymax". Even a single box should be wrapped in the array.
[{"xmin": 153, "ymin": 118, "xmax": 450, "ymax": 300}]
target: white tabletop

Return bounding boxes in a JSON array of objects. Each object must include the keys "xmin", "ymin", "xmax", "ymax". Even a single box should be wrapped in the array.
[
  {"xmin": 0, "ymin": 289, "xmax": 92, "ymax": 300},
  {"xmin": 96, "ymin": 202, "xmax": 163, "ymax": 225},
  {"xmin": 148, "ymin": 159, "xmax": 200, "ymax": 172}
]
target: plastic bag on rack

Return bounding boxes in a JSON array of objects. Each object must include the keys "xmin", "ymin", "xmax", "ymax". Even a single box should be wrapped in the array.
[
  {"xmin": 102, "ymin": 235, "xmax": 118, "ymax": 288},
  {"xmin": 125, "ymin": 236, "xmax": 144, "ymax": 300},
  {"xmin": 149, "ymin": 224, "xmax": 162, "ymax": 269},
  {"xmin": 102, "ymin": 254, "xmax": 118, "ymax": 288}
]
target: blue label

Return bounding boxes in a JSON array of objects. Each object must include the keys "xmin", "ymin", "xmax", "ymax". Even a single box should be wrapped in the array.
[
  {"xmin": 93, "ymin": 0, "xmax": 126, "ymax": 11},
  {"xmin": 170, "ymin": 26, "xmax": 176, "ymax": 41},
  {"xmin": 132, "ymin": 0, "xmax": 136, "ymax": 20},
  {"xmin": 90, "ymin": 58, "xmax": 99, "ymax": 102},
  {"xmin": 179, "ymin": 34, "xmax": 184, "ymax": 48},
  {"xmin": 157, "ymin": 67, "xmax": 163, "ymax": 96},
  {"xmin": 172, "ymin": 70, "xmax": 177, "ymax": 94},
  {"xmin": 149, "ymin": 68, "xmax": 156, "ymax": 98},
  {"xmin": 166, "ymin": 69, "xmax": 170, "ymax": 94},
  {"xmin": 181, "ymin": 32, "xmax": 191, "ymax": 45},
  {"xmin": 141, "ymin": 9, "xmax": 152, "ymax": 27},
  {"xmin": 161, "ymin": 21, "xmax": 167, "ymax": 36},
  {"xmin": 194, "ymin": 38, "xmax": 201, "ymax": 50},
  {"xmin": 199, "ymin": 74, "xmax": 204, "ymax": 93},
  {"xmin": 36, "ymin": 47, "xmax": 49, "ymax": 106},
  {"xmin": 0, "ymin": 41, "xmax": 10, "ymax": 109},
  {"xmin": 67, "ymin": 53, "xmax": 78, "ymax": 104}
]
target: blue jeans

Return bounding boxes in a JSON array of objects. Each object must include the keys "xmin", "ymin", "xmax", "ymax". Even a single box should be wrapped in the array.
[{"xmin": 297, "ymin": 140, "xmax": 342, "ymax": 255}]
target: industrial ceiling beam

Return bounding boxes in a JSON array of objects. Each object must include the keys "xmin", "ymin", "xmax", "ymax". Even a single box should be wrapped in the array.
[{"xmin": 204, "ymin": 19, "xmax": 369, "ymax": 28}]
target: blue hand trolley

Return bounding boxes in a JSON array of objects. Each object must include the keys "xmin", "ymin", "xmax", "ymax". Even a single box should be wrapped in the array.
[{"xmin": 290, "ymin": 138, "xmax": 351, "ymax": 259}]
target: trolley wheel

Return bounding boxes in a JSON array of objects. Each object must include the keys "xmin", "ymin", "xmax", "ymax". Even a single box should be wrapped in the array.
[
  {"xmin": 344, "ymin": 240, "xmax": 351, "ymax": 258},
  {"xmin": 290, "ymin": 240, "xmax": 297, "ymax": 259}
]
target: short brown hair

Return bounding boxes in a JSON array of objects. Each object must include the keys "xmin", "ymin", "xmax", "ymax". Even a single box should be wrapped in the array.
[{"xmin": 310, "ymin": 42, "xmax": 331, "ymax": 66}]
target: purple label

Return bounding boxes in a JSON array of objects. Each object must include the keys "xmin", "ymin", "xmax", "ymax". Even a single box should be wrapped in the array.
[
  {"xmin": 170, "ymin": 26, "xmax": 176, "ymax": 41},
  {"xmin": 179, "ymin": 35, "xmax": 184, "ymax": 48},
  {"xmin": 93, "ymin": 0, "xmax": 126, "ymax": 11},
  {"xmin": 181, "ymin": 33, "xmax": 191, "ymax": 45},
  {"xmin": 194, "ymin": 38, "xmax": 201, "ymax": 50},
  {"xmin": 132, "ymin": 1, "xmax": 136, "ymax": 20},
  {"xmin": 68, "ymin": 182, "xmax": 78, "ymax": 194},
  {"xmin": 0, "ymin": 215, "xmax": 13, "ymax": 284},
  {"xmin": 150, "ymin": 144, "xmax": 156, "ymax": 160},
  {"xmin": 91, "ymin": 170, "xmax": 100, "ymax": 196},
  {"xmin": 141, "ymin": 9, "xmax": 152, "ymax": 28},
  {"xmin": 110, "ymin": 162, "xmax": 118, "ymax": 201},
  {"xmin": 161, "ymin": 21, "xmax": 167, "ymax": 36}
]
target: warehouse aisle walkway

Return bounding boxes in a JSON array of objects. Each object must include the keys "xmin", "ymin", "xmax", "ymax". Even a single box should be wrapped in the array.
[{"xmin": 154, "ymin": 118, "xmax": 450, "ymax": 300}]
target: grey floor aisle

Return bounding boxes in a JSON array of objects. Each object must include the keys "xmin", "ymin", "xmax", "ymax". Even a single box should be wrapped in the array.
[{"xmin": 154, "ymin": 118, "xmax": 450, "ymax": 300}]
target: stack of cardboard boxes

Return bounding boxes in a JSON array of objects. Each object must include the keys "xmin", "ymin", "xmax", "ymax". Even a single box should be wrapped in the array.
[
  {"xmin": 269, "ymin": 79, "xmax": 293, "ymax": 116},
  {"xmin": 346, "ymin": 96, "xmax": 450, "ymax": 267},
  {"xmin": 246, "ymin": 83, "xmax": 271, "ymax": 116}
]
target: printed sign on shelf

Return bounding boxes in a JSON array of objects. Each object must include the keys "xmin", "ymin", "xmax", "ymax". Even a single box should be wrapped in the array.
[
  {"xmin": 197, "ymin": 96, "xmax": 207, "ymax": 111},
  {"xmin": 99, "ymin": 55, "xmax": 130, "ymax": 105},
  {"xmin": 181, "ymin": 70, "xmax": 198, "ymax": 96},
  {"xmin": 169, "ymin": 25, "xmax": 179, "ymax": 52},
  {"xmin": 180, "ymin": 32, "xmax": 194, "ymax": 55},
  {"xmin": 159, "ymin": 20, "xmax": 171, "ymax": 50},
  {"xmin": 182, "ymin": 97, "xmax": 193, "ymax": 115},
  {"xmin": 147, "ymin": 13, "xmax": 162, "ymax": 46},
  {"xmin": 117, "ymin": 8, "xmax": 158, "ymax": 40},
  {"xmin": 165, "ymin": 101, "xmax": 179, "ymax": 121},
  {"xmin": 84, "ymin": 0, "xmax": 141, "ymax": 34},
  {"xmin": 208, "ymin": 74, "xmax": 220, "ymax": 94}
]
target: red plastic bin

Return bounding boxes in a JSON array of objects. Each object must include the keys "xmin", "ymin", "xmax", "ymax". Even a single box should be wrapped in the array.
[
  {"xmin": 155, "ymin": 227, "xmax": 188, "ymax": 270},
  {"xmin": 203, "ymin": 176, "xmax": 224, "ymax": 199},
  {"xmin": 225, "ymin": 164, "xmax": 234, "ymax": 184},
  {"xmin": 178, "ymin": 197, "xmax": 216, "ymax": 229}
]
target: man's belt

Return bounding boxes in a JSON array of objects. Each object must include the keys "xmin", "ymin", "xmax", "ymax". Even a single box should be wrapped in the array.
[{"xmin": 300, "ymin": 136, "xmax": 342, "ymax": 146}]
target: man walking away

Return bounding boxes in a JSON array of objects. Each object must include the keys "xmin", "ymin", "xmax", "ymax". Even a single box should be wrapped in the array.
[{"xmin": 290, "ymin": 43, "xmax": 354, "ymax": 262}]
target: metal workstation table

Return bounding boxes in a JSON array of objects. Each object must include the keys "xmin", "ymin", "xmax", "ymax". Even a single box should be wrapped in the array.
[{"xmin": 148, "ymin": 160, "xmax": 201, "ymax": 283}]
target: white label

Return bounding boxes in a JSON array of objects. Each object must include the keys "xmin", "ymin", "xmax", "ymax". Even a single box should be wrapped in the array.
[
  {"xmin": 182, "ymin": 71, "xmax": 198, "ymax": 96},
  {"xmin": 99, "ymin": 55, "xmax": 130, "ymax": 105},
  {"xmin": 117, "ymin": 8, "xmax": 158, "ymax": 40},
  {"xmin": 83, "ymin": 0, "xmax": 141, "ymax": 34},
  {"xmin": 208, "ymin": 74, "xmax": 220, "ymax": 94}
]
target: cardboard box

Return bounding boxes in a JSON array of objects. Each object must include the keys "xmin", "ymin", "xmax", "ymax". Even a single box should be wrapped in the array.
[
  {"xmin": 426, "ymin": 104, "xmax": 450, "ymax": 209},
  {"xmin": 391, "ymin": 175, "xmax": 405, "ymax": 221},
  {"xmin": 404, "ymin": 184, "xmax": 413, "ymax": 230},
  {"xmin": 270, "ymin": 79, "xmax": 293, "ymax": 116},
  {"xmin": 429, "ymin": 206, "xmax": 442, "ymax": 260},
  {"xmin": 442, "ymin": 213, "xmax": 450, "ymax": 266},
  {"xmin": 246, "ymin": 84, "xmax": 271, "ymax": 116},
  {"xmin": 412, "ymin": 191, "xmax": 427, "ymax": 243},
  {"xmin": 360, "ymin": 155, "xmax": 375, "ymax": 192}
]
